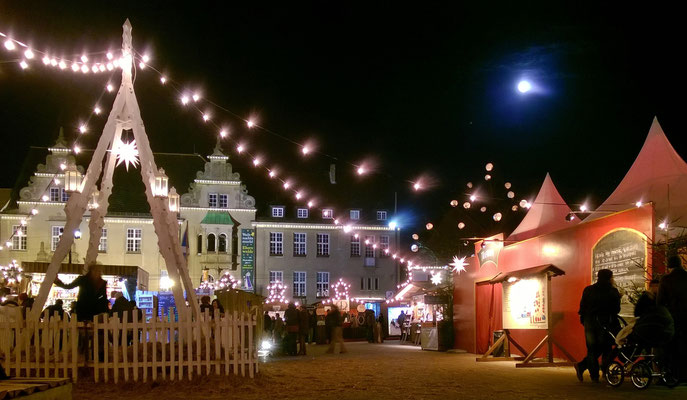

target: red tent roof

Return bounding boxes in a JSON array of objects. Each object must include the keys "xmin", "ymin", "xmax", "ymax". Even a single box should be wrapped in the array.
[
  {"xmin": 590, "ymin": 117, "xmax": 687, "ymax": 223},
  {"xmin": 507, "ymin": 173, "xmax": 578, "ymax": 242}
]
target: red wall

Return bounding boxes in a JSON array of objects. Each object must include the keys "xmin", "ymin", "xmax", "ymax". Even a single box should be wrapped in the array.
[{"xmin": 453, "ymin": 204, "xmax": 654, "ymax": 360}]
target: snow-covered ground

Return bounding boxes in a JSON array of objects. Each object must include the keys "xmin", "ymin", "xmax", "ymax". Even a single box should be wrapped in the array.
[{"xmin": 73, "ymin": 341, "xmax": 685, "ymax": 399}]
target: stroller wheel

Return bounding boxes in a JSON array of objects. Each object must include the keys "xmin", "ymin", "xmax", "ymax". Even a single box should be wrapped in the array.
[
  {"xmin": 605, "ymin": 361, "xmax": 624, "ymax": 387},
  {"xmin": 630, "ymin": 361, "xmax": 652, "ymax": 390}
]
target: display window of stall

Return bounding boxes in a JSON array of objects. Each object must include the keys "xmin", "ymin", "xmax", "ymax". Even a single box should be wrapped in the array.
[
  {"xmin": 28, "ymin": 273, "xmax": 129, "ymax": 312},
  {"xmin": 387, "ymin": 306, "xmax": 412, "ymax": 336}
]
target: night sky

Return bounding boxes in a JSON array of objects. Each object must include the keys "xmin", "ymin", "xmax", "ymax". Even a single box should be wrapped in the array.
[{"xmin": 1, "ymin": 3, "xmax": 684, "ymax": 251}]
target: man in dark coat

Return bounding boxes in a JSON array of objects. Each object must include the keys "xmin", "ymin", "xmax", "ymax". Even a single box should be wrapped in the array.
[
  {"xmin": 284, "ymin": 303, "xmax": 300, "ymax": 356},
  {"xmin": 575, "ymin": 268, "xmax": 621, "ymax": 382},
  {"xmin": 297, "ymin": 305, "xmax": 310, "ymax": 355},
  {"xmin": 658, "ymin": 255, "xmax": 687, "ymax": 379},
  {"xmin": 54, "ymin": 264, "xmax": 109, "ymax": 322}
]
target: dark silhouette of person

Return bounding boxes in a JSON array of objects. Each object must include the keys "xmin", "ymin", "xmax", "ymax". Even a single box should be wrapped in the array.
[
  {"xmin": 575, "ymin": 268, "xmax": 620, "ymax": 382},
  {"xmin": 54, "ymin": 264, "xmax": 109, "ymax": 322},
  {"xmin": 284, "ymin": 303, "xmax": 300, "ymax": 356},
  {"xmin": 658, "ymin": 255, "xmax": 687, "ymax": 380}
]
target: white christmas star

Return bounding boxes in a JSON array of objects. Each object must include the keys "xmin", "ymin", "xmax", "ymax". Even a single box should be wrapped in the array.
[
  {"xmin": 112, "ymin": 139, "xmax": 140, "ymax": 171},
  {"xmin": 431, "ymin": 272, "xmax": 443, "ymax": 285},
  {"xmin": 450, "ymin": 255, "xmax": 468, "ymax": 274}
]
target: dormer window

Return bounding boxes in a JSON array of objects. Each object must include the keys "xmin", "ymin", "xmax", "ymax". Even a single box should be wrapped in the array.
[
  {"xmin": 350, "ymin": 210, "xmax": 360, "ymax": 220},
  {"xmin": 272, "ymin": 206, "xmax": 285, "ymax": 218},
  {"xmin": 376, "ymin": 210, "xmax": 388, "ymax": 221},
  {"xmin": 49, "ymin": 187, "xmax": 60, "ymax": 202},
  {"xmin": 219, "ymin": 194, "xmax": 228, "ymax": 208},
  {"xmin": 208, "ymin": 193, "xmax": 218, "ymax": 208},
  {"xmin": 322, "ymin": 209, "xmax": 333, "ymax": 219},
  {"xmin": 297, "ymin": 208, "xmax": 309, "ymax": 219}
]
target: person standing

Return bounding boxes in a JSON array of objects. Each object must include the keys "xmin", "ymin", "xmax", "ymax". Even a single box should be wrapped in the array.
[
  {"xmin": 284, "ymin": 303, "xmax": 300, "ymax": 356},
  {"xmin": 263, "ymin": 311, "xmax": 273, "ymax": 335},
  {"xmin": 325, "ymin": 305, "xmax": 347, "ymax": 354},
  {"xmin": 365, "ymin": 310, "xmax": 375, "ymax": 343},
  {"xmin": 273, "ymin": 314, "xmax": 284, "ymax": 342},
  {"xmin": 657, "ymin": 255, "xmax": 687, "ymax": 380},
  {"xmin": 377, "ymin": 312, "xmax": 385, "ymax": 343},
  {"xmin": 574, "ymin": 269, "xmax": 621, "ymax": 382},
  {"xmin": 298, "ymin": 305, "xmax": 309, "ymax": 355},
  {"xmin": 53, "ymin": 264, "xmax": 109, "ymax": 322}
]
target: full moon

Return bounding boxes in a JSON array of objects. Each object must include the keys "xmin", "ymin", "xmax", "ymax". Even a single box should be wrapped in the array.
[{"xmin": 517, "ymin": 80, "xmax": 532, "ymax": 93}]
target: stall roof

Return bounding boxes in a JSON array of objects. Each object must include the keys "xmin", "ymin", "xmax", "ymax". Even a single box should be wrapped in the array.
[
  {"xmin": 487, "ymin": 264, "xmax": 565, "ymax": 284},
  {"xmin": 21, "ymin": 261, "xmax": 143, "ymax": 277}
]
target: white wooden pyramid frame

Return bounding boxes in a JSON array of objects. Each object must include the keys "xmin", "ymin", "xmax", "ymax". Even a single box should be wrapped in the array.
[{"xmin": 29, "ymin": 20, "xmax": 200, "ymax": 321}]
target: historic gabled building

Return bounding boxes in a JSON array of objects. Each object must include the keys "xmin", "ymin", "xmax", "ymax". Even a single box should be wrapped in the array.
[{"xmin": 0, "ymin": 130, "xmax": 399, "ymax": 306}]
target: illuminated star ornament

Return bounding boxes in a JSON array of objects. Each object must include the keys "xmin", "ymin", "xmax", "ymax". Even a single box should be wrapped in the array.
[
  {"xmin": 450, "ymin": 255, "xmax": 468, "ymax": 274},
  {"xmin": 112, "ymin": 139, "xmax": 140, "ymax": 170},
  {"xmin": 430, "ymin": 272, "xmax": 443, "ymax": 285}
]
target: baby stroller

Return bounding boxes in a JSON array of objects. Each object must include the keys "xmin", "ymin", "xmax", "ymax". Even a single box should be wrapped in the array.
[{"xmin": 604, "ymin": 311, "xmax": 679, "ymax": 389}]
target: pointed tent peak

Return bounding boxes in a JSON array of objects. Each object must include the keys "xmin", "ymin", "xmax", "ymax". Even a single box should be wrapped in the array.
[{"xmin": 507, "ymin": 173, "xmax": 577, "ymax": 242}]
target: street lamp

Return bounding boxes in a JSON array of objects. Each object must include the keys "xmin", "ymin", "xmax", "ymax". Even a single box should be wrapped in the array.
[
  {"xmin": 168, "ymin": 186, "xmax": 179, "ymax": 212},
  {"xmin": 153, "ymin": 168, "xmax": 169, "ymax": 197}
]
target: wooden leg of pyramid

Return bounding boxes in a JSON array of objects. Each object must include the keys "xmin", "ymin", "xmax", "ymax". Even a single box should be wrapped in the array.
[{"xmin": 84, "ymin": 128, "xmax": 122, "ymax": 266}]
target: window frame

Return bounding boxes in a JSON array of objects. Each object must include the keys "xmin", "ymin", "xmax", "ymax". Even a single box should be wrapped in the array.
[
  {"xmin": 350, "ymin": 209, "xmax": 360, "ymax": 220},
  {"xmin": 350, "ymin": 235, "xmax": 361, "ymax": 257},
  {"xmin": 269, "ymin": 270, "xmax": 284, "ymax": 284},
  {"xmin": 98, "ymin": 228, "xmax": 108, "ymax": 253},
  {"xmin": 297, "ymin": 208, "xmax": 309, "ymax": 219},
  {"xmin": 293, "ymin": 232, "xmax": 307, "ymax": 256},
  {"xmin": 218, "ymin": 194, "xmax": 229, "ymax": 208},
  {"xmin": 293, "ymin": 271, "xmax": 306, "ymax": 297},
  {"xmin": 126, "ymin": 227, "xmax": 142, "ymax": 253},
  {"xmin": 218, "ymin": 233, "xmax": 228, "ymax": 253},
  {"xmin": 208, "ymin": 193, "xmax": 218, "ymax": 208},
  {"xmin": 364, "ymin": 235, "xmax": 375, "ymax": 258},
  {"xmin": 269, "ymin": 232, "xmax": 284, "ymax": 256},
  {"xmin": 322, "ymin": 209, "xmax": 333, "ymax": 219},
  {"xmin": 380, "ymin": 235, "xmax": 390, "ymax": 257},
  {"xmin": 316, "ymin": 233, "xmax": 330, "ymax": 256},
  {"xmin": 51, "ymin": 225, "xmax": 64, "ymax": 252},
  {"xmin": 207, "ymin": 233, "xmax": 217, "ymax": 253},
  {"xmin": 49, "ymin": 187, "xmax": 60, "ymax": 202},
  {"xmin": 376, "ymin": 210, "xmax": 388, "ymax": 221},
  {"xmin": 61, "ymin": 188, "xmax": 70, "ymax": 202},
  {"xmin": 271, "ymin": 206, "xmax": 285, "ymax": 218},
  {"xmin": 316, "ymin": 272, "xmax": 330, "ymax": 298},
  {"xmin": 12, "ymin": 225, "xmax": 27, "ymax": 251}
]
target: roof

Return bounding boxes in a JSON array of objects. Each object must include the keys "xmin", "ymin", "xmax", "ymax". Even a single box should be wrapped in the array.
[
  {"xmin": 201, "ymin": 211, "xmax": 238, "ymax": 225},
  {"xmin": 589, "ymin": 117, "xmax": 687, "ymax": 222},
  {"xmin": 507, "ymin": 173, "xmax": 577, "ymax": 242},
  {"xmin": 487, "ymin": 264, "xmax": 565, "ymax": 284}
]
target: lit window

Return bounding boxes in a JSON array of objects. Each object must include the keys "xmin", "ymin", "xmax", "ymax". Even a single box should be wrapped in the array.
[
  {"xmin": 293, "ymin": 271, "xmax": 306, "ymax": 297},
  {"xmin": 12, "ymin": 225, "xmax": 27, "ymax": 250},
  {"xmin": 376, "ymin": 211, "xmax": 387, "ymax": 221},
  {"xmin": 269, "ymin": 271, "xmax": 283, "ymax": 284},
  {"xmin": 98, "ymin": 228, "xmax": 107, "ymax": 252},
  {"xmin": 317, "ymin": 233, "xmax": 330, "ymax": 256},
  {"xmin": 365, "ymin": 236, "xmax": 375, "ymax": 258},
  {"xmin": 293, "ymin": 233, "xmax": 307, "ymax": 256},
  {"xmin": 350, "ymin": 210, "xmax": 360, "ymax": 220},
  {"xmin": 272, "ymin": 207, "xmax": 284, "ymax": 218},
  {"xmin": 350, "ymin": 235, "xmax": 361, "ymax": 257},
  {"xmin": 297, "ymin": 208, "xmax": 309, "ymax": 219},
  {"xmin": 219, "ymin": 194, "xmax": 229, "ymax": 208},
  {"xmin": 208, "ymin": 193, "xmax": 218, "ymax": 208},
  {"xmin": 51, "ymin": 226, "xmax": 64, "ymax": 251},
  {"xmin": 270, "ymin": 232, "xmax": 283, "ymax": 255},
  {"xmin": 49, "ymin": 187, "xmax": 60, "ymax": 202},
  {"xmin": 317, "ymin": 272, "xmax": 330, "ymax": 297},
  {"xmin": 322, "ymin": 209, "xmax": 333, "ymax": 219},
  {"xmin": 126, "ymin": 228, "xmax": 142, "ymax": 253},
  {"xmin": 380, "ymin": 235, "xmax": 390, "ymax": 256}
]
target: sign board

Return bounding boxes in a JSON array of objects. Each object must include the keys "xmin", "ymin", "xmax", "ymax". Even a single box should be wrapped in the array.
[
  {"xmin": 157, "ymin": 291, "xmax": 178, "ymax": 322},
  {"xmin": 477, "ymin": 234, "xmax": 504, "ymax": 268},
  {"xmin": 424, "ymin": 295, "xmax": 448, "ymax": 305},
  {"xmin": 241, "ymin": 229, "xmax": 255, "ymax": 292},
  {"xmin": 502, "ymin": 275, "xmax": 548, "ymax": 329},
  {"xmin": 334, "ymin": 299, "xmax": 350, "ymax": 313},
  {"xmin": 592, "ymin": 228, "xmax": 647, "ymax": 316}
]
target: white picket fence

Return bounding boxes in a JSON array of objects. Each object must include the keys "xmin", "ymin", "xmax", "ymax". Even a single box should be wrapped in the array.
[{"xmin": 0, "ymin": 308, "xmax": 258, "ymax": 383}]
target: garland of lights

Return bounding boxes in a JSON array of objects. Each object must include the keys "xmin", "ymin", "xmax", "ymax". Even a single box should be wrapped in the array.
[
  {"xmin": 0, "ymin": 260, "xmax": 25, "ymax": 292},
  {"xmin": 332, "ymin": 278, "xmax": 350, "ymax": 301},
  {"xmin": 265, "ymin": 282, "xmax": 287, "ymax": 304}
]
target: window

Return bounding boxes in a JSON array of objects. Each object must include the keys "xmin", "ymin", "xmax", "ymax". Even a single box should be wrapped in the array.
[
  {"xmin": 360, "ymin": 277, "xmax": 365, "ymax": 290},
  {"xmin": 376, "ymin": 211, "xmax": 387, "ymax": 221},
  {"xmin": 98, "ymin": 228, "xmax": 107, "ymax": 252},
  {"xmin": 293, "ymin": 233, "xmax": 307, "ymax": 256},
  {"xmin": 208, "ymin": 193, "xmax": 218, "ymax": 208},
  {"xmin": 271, "ymin": 207, "xmax": 284, "ymax": 218},
  {"xmin": 51, "ymin": 226, "xmax": 63, "ymax": 251},
  {"xmin": 219, "ymin": 194, "xmax": 229, "ymax": 208},
  {"xmin": 317, "ymin": 272, "xmax": 329, "ymax": 297},
  {"xmin": 350, "ymin": 210, "xmax": 360, "ymax": 220},
  {"xmin": 368, "ymin": 278, "xmax": 372, "ymax": 291},
  {"xmin": 380, "ymin": 235, "xmax": 390, "ymax": 256},
  {"xmin": 322, "ymin": 209, "xmax": 333, "ymax": 219},
  {"xmin": 350, "ymin": 235, "xmax": 361, "ymax": 256},
  {"xmin": 365, "ymin": 236, "xmax": 375, "ymax": 258},
  {"xmin": 49, "ymin": 187, "xmax": 60, "ymax": 202},
  {"xmin": 218, "ymin": 233, "xmax": 227, "ymax": 252},
  {"xmin": 61, "ymin": 188, "xmax": 70, "ymax": 202},
  {"xmin": 374, "ymin": 277, "xmax": 379, "ymax": 291},
  {"xmin": 207, "ymin": 233, "xmax": 216, "ymax": 252},
  {"xmin": 126, "ymin": 228, "xmax": 142, "ymax": 253},
  {"xmin": 297, "ymin": 208, "xmax": 308, "ymax": 219},
  {"xmin": 269, "ymin": 232, "xmax": 283, "ymax": 255},
  {"xmin": 12, "ymin": 225, "xmax": 27, "ymax": 250},
  {"xmin": 316, "ymin": 233, "xmax": 330, "ymax": 256},
  {"xmin": 269, "ymin": 271, "xmax": 283, "ymax": 284},
  {"xmin": 197, "ymin": 234, "xmax": 203, "ymax": 254},
  {"xmin": 293, "ymin": 271, "xmax": 306, "ymax": 297}
]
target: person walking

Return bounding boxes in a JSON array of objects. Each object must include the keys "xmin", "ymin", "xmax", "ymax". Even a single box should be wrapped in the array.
[
  {"xmin": 298, "ymin": 305, "xmax": 310, "ymax": 355},
  {"xmin": 658, "ymin": 255, "xmax": 687, "ymax": 380},
  {"xmin": 284, "ymin": 303, "xmax": 300, "ymax": 356},
  {"xmin": 574, "ymin": 268, "xmax": 621, "ymax": 383},
  {"xmin": 325, "ymin": 305, "xmax": 347, "ymax": 354}
]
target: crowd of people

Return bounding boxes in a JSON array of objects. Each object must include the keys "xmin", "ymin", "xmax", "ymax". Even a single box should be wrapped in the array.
[{"xmin": 575, "ymin": 256, "xmax": 687, "ymax": 383}]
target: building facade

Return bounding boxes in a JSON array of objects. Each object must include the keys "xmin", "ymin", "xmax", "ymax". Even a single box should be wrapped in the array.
[{"xmin": 0, "ymin": 133, "xmax": 399, "ymax": 304}]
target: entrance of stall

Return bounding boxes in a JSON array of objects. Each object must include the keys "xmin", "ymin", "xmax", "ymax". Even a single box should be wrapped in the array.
[{"xmin": 475, "ymin": 280, "xmax": 502, "ymax": 354}]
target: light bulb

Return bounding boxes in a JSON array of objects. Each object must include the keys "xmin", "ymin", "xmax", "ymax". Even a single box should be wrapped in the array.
[
  {"xmin": 94, "ymin": 106, "xmax": 101, "ymax": 114},
  {"xmin": 160, "ymin": 76, "xmax": 167, "ymax": 84},
  {"xmin": 4, "ymin": 40, "xmax": 16, "ymax": 50},
  {"xmin": 24, "ymin": 49, "xmax": 34, "ymax": 59},
  {"xmin": 19, "ymin": 60, "xmax": 28, "ymax": 69},
  {"xmin": 80, "ymin": 55, "xmax": 88, "ymax": 63}
]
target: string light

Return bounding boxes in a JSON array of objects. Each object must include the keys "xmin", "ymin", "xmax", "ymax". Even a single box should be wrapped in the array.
[
  {"xmin": 160, "ymin": 76, "xmax": 167, "ymax": 84},
  {"xmin": 94, "ymin": 106, "xmax": 101, "ymax": 114},
  {"xmin": 79, "ymin": 124, "xmax": 87, "ymax": 134},
  {"xmin": 106, "ymin": 84, "xmax": 114, "ymax": 92},
  {"xmin": 247, "ymin": 119, "xmax": 255, "ymax": 128},
  {"xmin": 19, "ymin": 60, "xmax": 28, "ymax": 69},
  {"xmin": 4, "ymin": 40, "xmax": 15, "ymax": 50}
]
